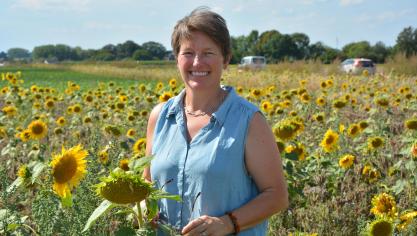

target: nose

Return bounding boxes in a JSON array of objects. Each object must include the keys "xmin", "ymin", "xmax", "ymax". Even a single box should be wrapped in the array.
[{"xmin": 192, "ymin": 54, "xmax": 202, "ymax": 66}]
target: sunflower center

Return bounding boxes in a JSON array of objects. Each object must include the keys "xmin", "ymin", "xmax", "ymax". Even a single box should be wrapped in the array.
[
  {"xmin": 326, "ymin": 135, "xmax": 335, "ymax": 145},
  {"xmin": 31, "ymin": 124, "xmax": 45, "ymax": 135},
  {"xmin": 53, "ymin": 154, "xmax": 78, "ymax": 184}
]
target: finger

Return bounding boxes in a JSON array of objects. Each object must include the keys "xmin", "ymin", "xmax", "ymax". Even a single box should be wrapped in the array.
[
  {"xmin": 183, "ymin": 222, "xmax": 208, "ymax": 236},
  {"xmin": 181, "ymin": 218, "xmax": 205, "ymax": 235}
]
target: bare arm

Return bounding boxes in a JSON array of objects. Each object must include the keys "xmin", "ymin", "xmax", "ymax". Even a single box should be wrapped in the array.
[
  {"xmin": 143, "ymin": 103, "xmax": 165, "ymax": 182},
  {"xmin": 230, "ymin": 112, "xmax": 289, "ymax": 230},
  {"xmin": 182, "ymin": 112, "xmax": 288, "ymax": 235}
]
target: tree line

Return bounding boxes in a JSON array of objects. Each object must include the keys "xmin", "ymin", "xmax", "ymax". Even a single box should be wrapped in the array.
[{"xmin": 1, "ymin": 26, "xmax": 416, "ymax": 64}]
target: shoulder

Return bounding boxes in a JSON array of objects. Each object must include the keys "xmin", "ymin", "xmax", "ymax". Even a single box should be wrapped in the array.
[
  {"xmin": 148, "ymin": 102, "xmax": 166, "ymax": 127},
  {"xmin": 229, "ymin": 91, "xmax": 259, "ymax": 115}
]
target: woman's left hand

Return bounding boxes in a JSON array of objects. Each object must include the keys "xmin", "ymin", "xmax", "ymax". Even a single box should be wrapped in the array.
[{"xmin": 181, "ymin": 215, "xmax": 233, "ymax": 236}]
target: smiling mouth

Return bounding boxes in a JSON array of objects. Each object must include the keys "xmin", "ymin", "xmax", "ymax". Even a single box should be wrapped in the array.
[{"xmin": 189, "ymin": 71, "xmax": 209, "ymax": 76}]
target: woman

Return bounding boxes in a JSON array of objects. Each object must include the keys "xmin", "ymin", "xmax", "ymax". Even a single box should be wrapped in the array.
[{"xmin": 143, "ymin": 7, "xmax": 288, "ymax": 236}]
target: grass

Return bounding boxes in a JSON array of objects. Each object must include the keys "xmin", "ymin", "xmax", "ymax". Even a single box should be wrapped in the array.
[{"xmin": 0, "ymin": 65, "xmax": 162, "ymax": 92}]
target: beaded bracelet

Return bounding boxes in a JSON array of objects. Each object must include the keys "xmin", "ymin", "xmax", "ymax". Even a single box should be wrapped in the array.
[{"xmin": 226, "ymin": 211, "xmax": 240, "ymax": 235}]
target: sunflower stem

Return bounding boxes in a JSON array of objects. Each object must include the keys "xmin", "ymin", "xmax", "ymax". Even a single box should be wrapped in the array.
[{"xmin": 136, "ymin": 202, "xmax": 144, "ymax": 228}]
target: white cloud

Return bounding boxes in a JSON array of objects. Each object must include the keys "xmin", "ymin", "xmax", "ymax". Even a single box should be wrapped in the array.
[
  {"xmin": 340, "ymin": 0, "xmax": 364, "ymax": 6},
  {"xmin": 11, "ymin": 0, "xmax": 91, "ymax": 12},
  {"xmin": 355, "ymin": 9, "xmax": 415, "ymax": 24},
  {"xmin": 84, "ymin": 22, "xmax": 143, "ymax": 32}
]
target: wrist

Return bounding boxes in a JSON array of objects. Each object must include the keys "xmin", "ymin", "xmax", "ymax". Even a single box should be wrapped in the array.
[{"xmin": 220, "ymin": 215, "xmax": 235, "ymax": 235}]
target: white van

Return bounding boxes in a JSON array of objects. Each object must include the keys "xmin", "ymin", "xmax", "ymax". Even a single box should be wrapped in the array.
[{"xmin": 239, "ymin": 56, "xmax": 266, "ymax": 70}]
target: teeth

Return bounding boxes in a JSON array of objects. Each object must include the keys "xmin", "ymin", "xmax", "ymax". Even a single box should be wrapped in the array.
[{"xmin": 191, "ymin": 71, "xmax": 208, "ymax": 76}]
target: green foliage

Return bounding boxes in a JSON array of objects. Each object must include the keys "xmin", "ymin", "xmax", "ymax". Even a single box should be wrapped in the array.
[
  {"xmin": 396, "ymin": 26, "xmax": 417, "ymax": 57},
  {"xmin": 7, "ymin": 48, "xmax": 30, "ymax": 60}
]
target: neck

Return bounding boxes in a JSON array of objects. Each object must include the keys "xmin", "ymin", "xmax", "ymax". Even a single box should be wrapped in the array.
[{"xmin": 184, "ymin": 87, "xmax": 225, "ymax": 114}]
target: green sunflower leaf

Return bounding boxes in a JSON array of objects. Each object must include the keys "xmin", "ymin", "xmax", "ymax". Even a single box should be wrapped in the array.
[{"xmin": 83, "ymin": 200, "xmax": 115, "ymax": 233}]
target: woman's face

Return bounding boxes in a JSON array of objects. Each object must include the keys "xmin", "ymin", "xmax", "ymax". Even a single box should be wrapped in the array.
[{"xmin": 177, "ymin": 31, "xmax": 229, "ymax": 91}]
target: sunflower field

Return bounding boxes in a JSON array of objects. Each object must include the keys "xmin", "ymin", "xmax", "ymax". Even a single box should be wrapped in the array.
[{"xmin": 1, "ymin": 64, "xmax": 417, "ymax": 235}]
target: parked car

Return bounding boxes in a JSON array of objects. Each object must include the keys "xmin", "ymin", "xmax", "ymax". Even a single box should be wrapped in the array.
[
  {"xmin": 340, "ymin": 58, "xmax": 376, "ymax": 75},
  {"xmin": 238, "ymin": 56, "xmax": 266, "ymax": 70}
]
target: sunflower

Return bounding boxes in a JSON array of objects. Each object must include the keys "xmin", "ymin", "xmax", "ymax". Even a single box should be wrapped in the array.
[
  {"xmin": 0, "ymin": 127, "xmax": 7, "ymax": 139},
  {"xmin": 56, "ymin": 117, "xmax": 66, "ymax": 126},
  {"xmin": 119, "ymin": 159, "xmax": 130, "ymax": 171},
  {"xmin": 313, "ymin": 113, "xmax": 325, "ymax": 122},
  {"xmin": 359, "ymin": 120, "xmax": 369, "ymax": 131},
  {"xmin": 168, "ymin": 78, "xmax": 177, "ymax": 88},
  {"xmin": 126, "ymin": 128, "xmax": 136, "ymax": 138},
  {"xmin": 273, "ymin": 120, "xmax": 298, "ymax": 141},
  {"xmin": 411, "ymin": 142, "xmax": 417, "ymax": 158},
  {"xmin": 260, "ymin": 101, "xmax": 273, "ymax": 113},
  {"xmin": 2, "ymin": 105, "xmax": 17, "ymax": 117},
  {"xmin": 72, "ymin": 104, "xmax": 82, "ymax": 113},
  {"xmin": 338, "ymin": 154, "xmax": 355, "ymax": 169},
  {"xmin": 96, "ymin": 172, "xmax": 153, "ymax": 204},
  {"xmin": 27, "ymin": 120, "xmax": 48, "ymax": 140},
  {"xmin": 104, "ymin": 125, "xmax": 121, "ymax": 137},
  {"xmin": 98, "ymin": 149, "xmax": 109, "ymax": 164},
  {"xmin": 250, "ymin": 89, "xmax": 262, "ymax": 99},
  {"xmin": 44, "ymin": 99, "xmax": 55, "ymax": 109},
  {"xmin": 315, "ymin": 97, "xmax": 326, "ymax": 106},
  {"xmin": 299, "ymin": 93, "xmax": 311, "ymax": 103},
  {"xmin": 54, "ymin": 127, "xmax": 63, "ymax": 135},
  {"xmin": 320, "ymin": 129, "xmax": 339, "ymax": 153},
  {"xmin": 320, "ymin": 81, "xmax": 327, "ymax": 89},
  {"xmin": 375, "ymin": 97, "xmax": 389, "ymax": 107},
  {"xmin": 146, "ymin": 96, "xmax": 154, "ymax": 103},
  {"xmin": 133, "ymin": 138, "xmax": 146, "ymax": 155},
  {"xmin": 159, "ymin": 91, "xmax": 173, "ymax": 102},
  {"xmin": 84, "ymin": 95, "xmax": 94, "ymax": 103},
  {"xmin": 370, "ymin": 193, "xmax": 397, "ymax": 218},
  {"xmin": 347, "ymin": 124, "xmax": 361, "ymax": 138},
  {"xmin": 83, "ymin": 116, "xmax": 92, "ymax": 124},
  {"xmin": 404, "ymin": 118, "xmax": 417, "ymax": 130},
  {"xmin": 368, "ymin": 136, "xmax": 384, "ymax": 151},
  {"xmin": 17, "ymin": 164, "xmax": 31, "ymax": 180},
  {"xmin": 155, "ymin": 82, "xmax": 164, "ymax": 91},
  {"xmin": 140, "ymin": 110, "xmax": 149, "ymax": 117},
  {"xmin": 19, "ymin": 129, "xmax": 32, "ymax": 142},
  {"xmin": 139, "ymin": 84, "xmax": 146, "ymax": 92},
  {"xmin": 363, "ymin": 166, "xmax": 381, "ymax": 183},
  {"xmin": 332, "ymin": 99, "xmax": 347, "ymax": 109},
  {"xmin": 50, "ymin": 145, "xmax": 88, "ymax": 198},
  {"xmin": 285, "ymin": 142, "xmax": 307, "ymax": 160},
  {"xmin": 397, "ymin": 211, "xmax": 417, "ymax": 231},
  {"xmin": 368, "ymin": 218, "xmax": 393, "ymax": 236}
]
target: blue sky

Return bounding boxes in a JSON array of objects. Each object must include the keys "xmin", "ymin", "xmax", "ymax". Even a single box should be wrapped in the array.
[{"xmin": 1, "ymin": 0, "xmax": 416, "ymax": 52}]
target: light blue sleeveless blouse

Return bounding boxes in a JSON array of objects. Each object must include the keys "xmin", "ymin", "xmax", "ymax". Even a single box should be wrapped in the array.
[{"xmin": 151, "ymin": 86, "xmax": 267, "ymax": 235}]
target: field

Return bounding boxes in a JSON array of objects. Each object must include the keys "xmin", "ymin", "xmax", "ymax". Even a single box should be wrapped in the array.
[{"xmin": 1, "ymin": 60, "xmax": 417, "ymax": 236}]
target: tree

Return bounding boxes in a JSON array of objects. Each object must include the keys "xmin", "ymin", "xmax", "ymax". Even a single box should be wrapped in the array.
[
  {"xmin": 396, "ymin": 26, "xmax": 417, "ymax": 57},
  {"xmin": 256, "ymin": 30, "xmax": 298, "ymax": 62},
  {"xmin": 370, "ymin": 41, "xmax": 391, "ymax": 63},
  {"xmin": 7, "ymin": 48, "xmax": 30, "ymax": 60},
  {"xmin": 132, "ymin": 49, "xmax": 152, "ymax": 60},
  {"xmin": 32, "ymin": 45, "xmax": 56, "ymax": 60},
  {"xmin": 55, "ymin": 44, "xmax": 74, "ymax": 61},
  {"xmin": 291, "ymin": 33, "xmax": 310, "ymax": 59},
  {"xmin": 342, "ymin": 41, "xmax": 372, "ymax": 58},
  {"xmin": 116, "ymin": 40, "xmax": 141, "ymax": 59},
  {"xmin": 0, "ymin": 51, "xmax": 7, "ymax": 61},
  {"xmin": 141, "ymin": 41, "xmax": 166, "ymax": 60}
]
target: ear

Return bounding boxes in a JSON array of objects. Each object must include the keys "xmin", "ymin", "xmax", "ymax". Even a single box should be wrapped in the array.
[{"xmin": 223, "ymin": 54, "xmax": 232, "ymax": 70}]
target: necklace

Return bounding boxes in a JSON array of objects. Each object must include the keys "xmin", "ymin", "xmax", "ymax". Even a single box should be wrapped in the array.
[{"xmin": 184, "ymin": 90, "xmax": 226, "ymax": 117}]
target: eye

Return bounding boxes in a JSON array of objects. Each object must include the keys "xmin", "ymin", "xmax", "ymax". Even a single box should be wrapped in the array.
[{"xmin": 181, "ymin": 51, "xmax": 193, "ymax": 56}]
